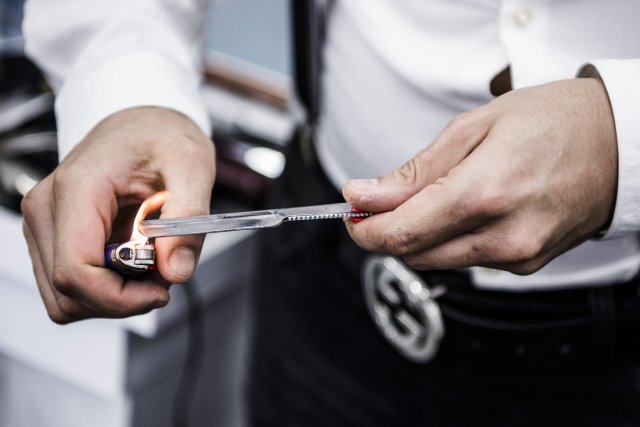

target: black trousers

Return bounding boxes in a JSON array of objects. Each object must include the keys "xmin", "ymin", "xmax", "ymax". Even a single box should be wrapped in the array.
[{"xmin": 247, "ymin": 146, "xmax": 640, "ymax": 427}]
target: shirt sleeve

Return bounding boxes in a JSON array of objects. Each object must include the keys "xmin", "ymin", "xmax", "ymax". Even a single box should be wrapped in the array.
[
  {"xmin": 577, "ymin": 60, "xmax": 640, "ymax": 239},
  {"xmin": 22, "ymin": 0, "xmax": 211, "ymax": 161}
]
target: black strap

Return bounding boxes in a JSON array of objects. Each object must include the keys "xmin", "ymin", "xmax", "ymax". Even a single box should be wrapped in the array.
[{"xmin": 290, "ymin": 0, "xmax": 332, "ymax": 123}]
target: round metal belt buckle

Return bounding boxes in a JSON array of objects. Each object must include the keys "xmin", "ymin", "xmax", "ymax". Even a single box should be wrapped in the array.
[{"xmin": 362, "ymin": 255, "xmax": 445, "ymax": 363}]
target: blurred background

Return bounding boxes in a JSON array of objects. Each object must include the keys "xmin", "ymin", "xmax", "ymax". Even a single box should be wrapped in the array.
[{"xmin": 0, "ymin": 0, "xmax": 300, "ymax": 426}]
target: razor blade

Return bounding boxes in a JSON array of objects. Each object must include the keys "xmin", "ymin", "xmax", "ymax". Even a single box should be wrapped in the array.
[{"xmin": 138, "ymin": 202, "xmax": 372, "ymax": 238}]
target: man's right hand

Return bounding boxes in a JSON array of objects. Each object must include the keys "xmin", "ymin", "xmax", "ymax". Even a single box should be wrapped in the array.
[{"xmin": 21, "ymin": 107, "xmax": 216, "ymax": 324}]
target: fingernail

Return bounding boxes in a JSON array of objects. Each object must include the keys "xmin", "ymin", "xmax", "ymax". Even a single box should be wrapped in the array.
[
  {"xmin": 346, "ymin": 179, "xmax": 379, "ymax": 192},
  {"xmin": 169, "ymin": 247, "xmax": 196, "ymax": 277}
]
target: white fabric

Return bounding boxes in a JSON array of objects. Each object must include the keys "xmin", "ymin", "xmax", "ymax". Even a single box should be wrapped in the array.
[
  {"xmin": 22, "ymin": 0, "xmax": 640, "ymax": 290},
  {"xmin": 22, "ymin": 0, "xmax": 211, "ymax": 160},
  {"xmin": 579, "ymin": 61, "xmax": 640, "ymax": 240},
  {"xmin": 316, "ymin": 0, "xmax": 640, "ymax": 290}
]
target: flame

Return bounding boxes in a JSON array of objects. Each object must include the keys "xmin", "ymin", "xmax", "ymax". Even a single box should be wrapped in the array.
[{"xmin": 130, "ymin": 191, "xmax": 168, "ymax": 242}]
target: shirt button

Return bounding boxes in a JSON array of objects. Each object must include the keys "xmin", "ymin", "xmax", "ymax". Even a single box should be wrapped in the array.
[{"xmin": 512, "ymin": 6, "xmax": 533, "ymax": 29}]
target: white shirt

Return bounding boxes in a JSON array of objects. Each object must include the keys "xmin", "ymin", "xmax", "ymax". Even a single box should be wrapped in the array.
[{"xmin": 22, "ymin": 0, "xmax": 640, "ymax": 290}]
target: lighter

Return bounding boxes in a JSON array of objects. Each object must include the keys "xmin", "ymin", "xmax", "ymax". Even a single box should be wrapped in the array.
[
  {"xmin": 105, "ymin": 240, "xmax": 156, "ymax": 275},
  {"xmin": 104, "ymin": 192, "xmax": 167, "ymax": 276}
]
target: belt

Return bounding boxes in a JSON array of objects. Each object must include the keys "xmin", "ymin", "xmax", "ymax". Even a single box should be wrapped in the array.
[
  {"xmin": 361, "ymin": 252, "xmax": 640, "ymax": 367},
  {"xmin": 278, "ymin": 134, "xmax": 640, "ymax": 369}
]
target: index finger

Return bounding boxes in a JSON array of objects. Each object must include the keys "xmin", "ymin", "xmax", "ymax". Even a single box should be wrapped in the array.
[
  {"xmin": 51, "ymin": 170, "xmax": 169, "ymax": 315},
  {"xmin": 346, "ymin": 167, "xmax": 483, "ymax": 257}
]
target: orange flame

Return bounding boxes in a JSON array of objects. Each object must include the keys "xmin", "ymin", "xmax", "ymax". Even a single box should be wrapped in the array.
[{"xmin": 130, "ymin": 191, "xmax": 168, "ymax": 242}]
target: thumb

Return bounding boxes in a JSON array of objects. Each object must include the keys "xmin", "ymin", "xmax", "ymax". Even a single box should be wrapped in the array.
[
  {"xmin": 343, "ymin": 149, "xmax": 438, "ymax": 213},
  {"xmin": 342, "ymin": 111, "xmax": 491, "ymax": 213},
  {"xmin": 154, "ymin": 147, "xmax": 216, "ymax": 284}
]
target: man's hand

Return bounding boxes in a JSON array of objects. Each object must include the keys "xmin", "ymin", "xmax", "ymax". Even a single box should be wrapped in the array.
[
  {"xmin": 344, "ymin": 78, "xmax": 617, "ymax": 275},
  {"xmin": 21, "ymin": 107, "xmax": 216, "ymax": 323}
]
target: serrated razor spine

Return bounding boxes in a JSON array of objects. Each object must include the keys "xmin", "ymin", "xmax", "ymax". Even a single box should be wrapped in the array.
[{"xmin": 286, "ymin": 211, "xmax": 372, "ymax": 222}]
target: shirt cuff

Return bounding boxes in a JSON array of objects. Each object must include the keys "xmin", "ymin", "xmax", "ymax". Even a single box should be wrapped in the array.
[
  {"xmin": 578, "ymin": 60, "xmax": 640, "ymax": 239},
  {"xmin": 55, "ymin": 50, "xmax": 211, "ymax": 161}
]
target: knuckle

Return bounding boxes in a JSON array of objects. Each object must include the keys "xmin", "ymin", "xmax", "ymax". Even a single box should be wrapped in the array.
[
  {"xmin": 506, "ymin": 238, "xmax": 542, "ymax": 264},
  {"xmin": 20, "ymin": 182, "xmax": 45, "ymax": 220},
  {"xmin": 57, "ymin": 297, "xmax": 86, "ymax": 319},
  {"xmin": 391, "ymin": 157, "xmax": 421, "ymax": 187},
  {"xmin": 51, "ymin": 167, "xmax": 74, "ymax": 197},
  {"xmin": 463, "ymin": 187, "xmax": 509, "ymax": 219},
  {"xmin": 177, "ymin": 135, "xmax": 215, "ymax": 164},
  {"xmin": 51, "ymin": 266, "xmax": 75, "ymax": 296},
  {"xmin": 388, "ymin": 149, "xmax": 436, "ymax": 189},
  {"xmin": 175, "ymin": 136, "xmax": 201, "ymax": 157},
  {"xmin": 444, "ymin": 111, "xmax": 474, "ymax": 138},
  {"xmin": 381, "ymin": 227, "xmax": 417, "ymax": 256},
  {"xmin": 20, "ymin": 191, "xmax": 34, "ymax": 218},
  {"xmin": 47, "ymin": 309, "xmax": 71, "ymax": 325},
  {"xmin": 403, "ymin": 255, "xmax": 427, "ymax": 271},
  {"xmin": 461, "ymin": 194, "xmax": 488, "ymax": 219},
  {"xmin": 445, "ymin": 112, "xmax": 469, "ymax": 131},
  {"xmin": 170, "ymin": 136, "xmax": 216, "ymax": 180},
  {"xmin": 507, "ymin": 259, "xmax": 545, "ymax": 276}
]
